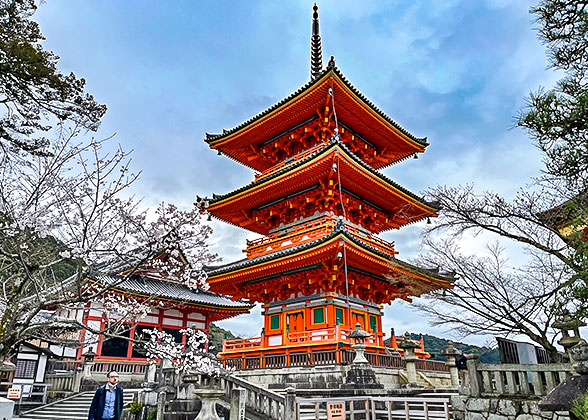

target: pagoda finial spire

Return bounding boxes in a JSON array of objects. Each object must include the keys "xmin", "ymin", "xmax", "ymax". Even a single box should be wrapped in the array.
[{"xmin": 310, "ymin": 3, "xmax": 323, "ymax": 80}]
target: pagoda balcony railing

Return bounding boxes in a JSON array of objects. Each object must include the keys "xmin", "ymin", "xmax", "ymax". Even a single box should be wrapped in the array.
[
  {"xmin": 222, "ymin": 336, "xmax": 263, "ymax": 351},
  {"xmin": 222, "ymin": 326, "xmax": 427, "ymax": 357},
  {"xmin": 245, "ymin": 215, "xmax": 395, "ymax": 259},
  {"xmin": 220, "ymin": 349, "xmax": 450, "ymax": 372},
  {"xmin": 254, "ymin": 143, "xmax": 327, "ymax": 181}
]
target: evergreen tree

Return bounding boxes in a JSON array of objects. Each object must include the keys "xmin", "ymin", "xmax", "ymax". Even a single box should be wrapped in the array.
[
  {"xmin": 519, "ymin": 0, "xmax": 588, "ymax": 317},
  {"xmin": 0, "ymin": 0, "xmax": 106, "ymax": 154}
]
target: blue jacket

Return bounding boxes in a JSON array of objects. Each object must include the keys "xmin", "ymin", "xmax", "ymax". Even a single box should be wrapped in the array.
[{"xmin": 88, "ymin": 384, "xmax": 124, "ymax": 420}]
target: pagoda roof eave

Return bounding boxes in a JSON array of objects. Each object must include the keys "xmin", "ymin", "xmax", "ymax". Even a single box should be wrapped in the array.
[
  {"xmin": 204, "ymin": 222, "xmax": 453, "ymax": 288},
  {"xmin": 205, "ymin": 66, "xmax": 428, "ymax": 147},
  {"xmin": 207, "ymin": 140, "xmax": 438, "ymax": 224},
  {"xmin": 204, "ymin": 66, "xmax": 429, "ymax": 171}
]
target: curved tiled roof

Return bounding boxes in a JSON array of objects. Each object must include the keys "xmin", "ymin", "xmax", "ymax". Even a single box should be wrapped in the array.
[
  {"xmin": 208, "ymin": 139, "xmax": 438, "ymax": 212},
  {"xmin": 92, "ymin": 274, "xmax": 252, "ymax": 309},
  {"xmin": 204, "ymin": 64, "xmax": 428, "ymax": 147},
  {"xmin": 204, "ymin": 220, "xmax": 452, "ymax": 285}
]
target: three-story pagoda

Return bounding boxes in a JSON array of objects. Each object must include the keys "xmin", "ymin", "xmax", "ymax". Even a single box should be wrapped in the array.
[{"xmin": 201, "ymin": 5, "xmax": 454, "ymax": 368}]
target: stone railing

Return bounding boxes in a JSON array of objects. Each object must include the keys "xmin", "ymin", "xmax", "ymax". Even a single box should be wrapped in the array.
[
  {"xmin": 224, "ymin": 374, "xmax": 292, "ymax": 420},
  {"xmin": 45, "ymin": 373, "xmax": 78, "ymax": 393},
  {"xmin": 90, "ymin": 360, "xmax": 149, "ymax": 374},
  {"xmin": 464, "ymin": 355, "xmax": 574, "ymax": 398}
]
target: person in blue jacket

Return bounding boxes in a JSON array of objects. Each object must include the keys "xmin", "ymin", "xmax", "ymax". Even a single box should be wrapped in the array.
[{"xmin": 88, "ymin": 370, "xmax": 124, "ymax": 420}]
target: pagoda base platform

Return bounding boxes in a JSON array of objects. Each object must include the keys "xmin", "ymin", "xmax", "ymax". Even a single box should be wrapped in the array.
[{"xmin": 232, "ymin": 365, "xmax": 453, "ymax": 391}]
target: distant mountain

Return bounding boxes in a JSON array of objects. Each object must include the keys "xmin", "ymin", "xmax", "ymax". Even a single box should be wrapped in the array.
[
  {"xmin": 208, "ymin": 323, "xmax": 239, "ymax": 355},
  {"xmin": 208, "ymin": 324, "xmax": 501, "ymax": 363},
  {"xmin": 385, "ymin": 333, "xmax": 501, "ymax": 364}
]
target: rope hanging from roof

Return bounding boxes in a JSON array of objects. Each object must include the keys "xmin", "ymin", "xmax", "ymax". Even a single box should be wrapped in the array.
[{"xmin": 310, "ymin": 3, "xmax": 323, "ymax": 80}]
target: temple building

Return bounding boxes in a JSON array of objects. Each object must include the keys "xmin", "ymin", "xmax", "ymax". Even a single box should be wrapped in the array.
[
  {"xmin": 201, "ymin": 5, "xmax": 454, "ymax": 369},
  {"xmin": 72, "ymin": 247, "xmax": 252, "ymax": 361}
]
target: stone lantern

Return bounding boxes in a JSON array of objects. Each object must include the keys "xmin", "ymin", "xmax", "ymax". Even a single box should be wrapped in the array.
[
  {"xmin": 343, "ymin": 323, "xmax": 383, "ymax": 389},
  {"xmin": 553, "ymin": 313, "xmax": 586, "ymax": 356},
  {"xmin": 82, "ymin": 349, "xmax": 97, "ymax": 362},
  {"xmin": 183, "ymin": 372, "xmax": 226, "ymax": 420},
  {"xmin": 79, "ymin": 349, "xmax": 99, "ymax": 392},
  {"xmin": 348, "ymin": 323, "xmax": 371, "ymax": 364},
  {"xmin": 540, "ymin": 339, "xmax": 588, "ymax": 412},
  {"xmin": 398, "ymin": 332, "xmax": 421, "ymax": 388},
  {"xmin": 81, "ymin": 350, "xmax": 97, "ymax": 378}
]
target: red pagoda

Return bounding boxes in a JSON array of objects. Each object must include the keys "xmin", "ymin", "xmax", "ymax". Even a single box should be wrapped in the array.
[{"xmin": 201, "ymin": 5, "xmax": 454, "ymax": 369}]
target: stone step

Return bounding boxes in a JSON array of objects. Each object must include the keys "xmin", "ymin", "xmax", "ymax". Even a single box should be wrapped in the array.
[{"xmin": 16, "ymin": 390, "xmax": 137, "ymax": 420}]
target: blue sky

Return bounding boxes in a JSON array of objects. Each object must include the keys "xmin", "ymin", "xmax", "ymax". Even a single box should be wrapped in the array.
[{"xmin": 36, "ymin": 1, "xmax": 561, "ymax": 345}]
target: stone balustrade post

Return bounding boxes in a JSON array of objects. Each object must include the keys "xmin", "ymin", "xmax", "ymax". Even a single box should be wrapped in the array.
[
  {"xmin": 82, "ymin": 359, "xmax": 94, "ymax": 379},
  {"xmin": 145, "ymin": 363, "xmax": 157, "ymax": 384},
  {"xmin": 73, "ymin": 366, "xmax": 83, "ymax": 392},
  {"xmin": 284, "ymin": 387, "xmax": 297, "ymax": 420},
  {"xmin": 156, "ymin": 391, "xmax": 166, "ymax": 420},
  {"xmin": 465, "ymin": 354, "xmax": 481, "ymax": 397},
  {"xmin": 441, "ymin": 341, "xmax": 461, "ymax": 387},
  {"xmin": 229, "ymin": 387, "xmax": 246, "ymax": 420},
  {"xmin": 398, "ymin": 332, "xmax": 420, "ymax": 387}
]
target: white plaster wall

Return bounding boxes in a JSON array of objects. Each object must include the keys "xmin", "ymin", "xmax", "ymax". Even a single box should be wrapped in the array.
[
  {"xmin": 17, "ymin": 353, "xmax": 37, "ymax": 361},
  {"xmin": 89, "ymin": 309, "xmax": 103, "ymax": 318},
  {"xmin": 164, "ymin": 309, "xmax": 183, "ymax": 318},
  {"xmin": 35, "ymin": 355, "xmax": 47, "ymax": 382},
  {"xmin": 162, "ymin": 318, "xmax": 183, "ymax": 327},
  {"xmin": 142, "ymin": 315, "xmax": 159, "ymax": 324},
  {"xmin": 187, "ymin": 321, "xmax": 205, "ymax": 329},
  {"xmin": 268, "ymin": 335, "xmax": 282, "ymax": 346},
  {"xmin": 188, "ymin": 313, "xmax": 205, "ymax": 321}
]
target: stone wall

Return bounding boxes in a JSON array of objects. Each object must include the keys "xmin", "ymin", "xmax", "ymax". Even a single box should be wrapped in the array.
[
  {"xmin": 452, "ymin": 395, "xmax": 570, "ymax": 420},
  {"xmin": 234, "ymin": 365, "xmax": 452, "ymax": 390}
]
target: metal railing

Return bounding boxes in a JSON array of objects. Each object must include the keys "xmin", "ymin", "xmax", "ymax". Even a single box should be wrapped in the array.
[{"xmin": 0, "ymin": 381, "xmax": 51, "ymax": 411}]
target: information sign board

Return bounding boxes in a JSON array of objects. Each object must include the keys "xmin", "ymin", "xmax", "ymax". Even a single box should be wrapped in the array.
[
  {"xmin": 327, "ymin": 401, "xmax": 345, "ymax": 420},
  {"xmin": 7, "ymin": 387, "xmax": 21, "ymax": 399}
]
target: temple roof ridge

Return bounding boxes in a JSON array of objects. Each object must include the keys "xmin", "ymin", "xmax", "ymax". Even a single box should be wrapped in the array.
[{"xmin": 203, "ymin": 66, "xmax": 428, "ymax": 148}]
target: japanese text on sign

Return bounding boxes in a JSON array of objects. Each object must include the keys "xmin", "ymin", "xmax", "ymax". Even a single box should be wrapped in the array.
[
  {"xmin": 327, "ymin": 401, "xmax": 345, "ymax": 420},
  {"xmin": 7, "ymin": 387, "xmax": 21, "ymax": 399}
]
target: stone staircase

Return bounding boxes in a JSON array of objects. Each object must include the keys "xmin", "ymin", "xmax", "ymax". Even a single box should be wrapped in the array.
[{"xmin": 15, "ymin": 390, "xmax": 136, "ymax": 420}]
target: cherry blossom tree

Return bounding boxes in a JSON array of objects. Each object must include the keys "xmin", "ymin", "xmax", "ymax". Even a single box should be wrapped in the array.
[
  {"xmin": 0, "ymin": 125, "xmax": 217, "ymax": 361},
  {"xmin": 140, "ymin": 328, "xmax": 225, "ymax": 377}
]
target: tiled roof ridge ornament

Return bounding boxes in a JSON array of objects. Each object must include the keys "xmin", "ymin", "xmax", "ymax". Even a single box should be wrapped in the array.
[
  {"xmin": 327, "ymin": 55, "xmax": 336, "ymax": 69},
  {"xmin": 310, "ymin": 3, "xmax": 323, "ymax": 80}
]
